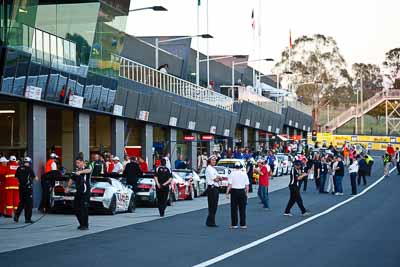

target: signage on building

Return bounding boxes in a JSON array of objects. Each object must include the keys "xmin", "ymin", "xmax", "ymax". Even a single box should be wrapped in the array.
[
  {"xmin": 201, "ymin": 135, "xmax": 214, "ymax": 141},
  {"xmin": 169, "ymin": 117, "xmax": 178, "ymax": 127},
  {"xmin": 268, "ymin": 125, "xmax": 272, "ymax": 132},
  {"xmin": 245, "ymin": 119, "xmax": 250, "ymax": 126},
  {"xmin": 69, "ymin": 95, "xmax": 84, "ymax": 108},
  {"xmin": 139, "ymin": 110, "xmax": 149, "ymax": 121},
  {"xmin": 183, "ymin": 135, "xmax": 195, "ymax": 141},
  {"xmin": 25, "ymin": 85, "xmax": 42, "ymax": 100},
  {"xmin": 188, "ymin": 121, "xmax": 196, "ymax": 130},
  {"xmin": 255, "ymin": 122, "xmax": 260, "ymax": 129},
  {"xmin": 210, "ymin": 126, "xmax": 217, "ymax": 134},
  {"xmin": 223, "ymin": 129, "xmax": 230, "ymax": 137},
  {"xmin": 295, "ymin": 122, "xmax": 299, "ymax": 128},
  {"xmin": 289, "ymin": 120, "xmax": 293, "ymax": 126},
  {"xmin": 113, "ymin": 105, "xmax": 123, "ymax": 116}
]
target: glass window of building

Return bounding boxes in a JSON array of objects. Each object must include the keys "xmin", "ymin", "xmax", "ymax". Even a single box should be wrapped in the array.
[{"xmin": 0, "ymin": 100, "xmax": 27, "ymax": 158}]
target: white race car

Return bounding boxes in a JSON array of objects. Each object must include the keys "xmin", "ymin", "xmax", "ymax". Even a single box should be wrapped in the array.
[{"xmin": 51, "ymin": 176, "xmax": 136, "ymax": 215}]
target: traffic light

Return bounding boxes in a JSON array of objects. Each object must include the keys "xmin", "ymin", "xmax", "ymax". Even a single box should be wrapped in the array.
[{"xmin": 312, "ymin": 130, "xmax": 317, "ymax": 142}]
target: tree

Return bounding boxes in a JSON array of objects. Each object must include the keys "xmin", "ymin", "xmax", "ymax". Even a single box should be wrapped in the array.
[
  {"xmin": 383, "ymin": 48, "xmax": 400, "ymax": 88},
  {"xmin": 274, "ymin": 34, "xmax": 352, "ymax": 129},
  {"xmin": 352, "ymin": 63, "xmax": 383, "ymax": 100}
]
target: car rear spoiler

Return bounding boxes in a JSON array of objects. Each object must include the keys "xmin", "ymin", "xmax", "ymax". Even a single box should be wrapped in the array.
[
  {"xmin": 172, "ymin": 169, "xmax": 193, "ymax": 173},
  {"xmin": 91, "ymin": 176, "xmax": 112, "ymax": 184}
]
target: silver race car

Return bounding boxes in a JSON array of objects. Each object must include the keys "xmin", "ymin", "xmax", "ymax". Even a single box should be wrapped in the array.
[
  {"xmin": 51, "ymin": 175, "xmax": 136, "ymax": 215},
  {"xmin": 135, "ymin": 172, "xmax": 175, "ymax": 206}
]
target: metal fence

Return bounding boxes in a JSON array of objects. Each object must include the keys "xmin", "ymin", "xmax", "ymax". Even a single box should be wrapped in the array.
[
  {"xmin": 284, "ymin": 100, "xmax": 313, "ymax": 115},
  {"xmin": 116, "ymin": 55, "xmax": 234, "ymax": 111},
  {"xmin": 235, "ymin": 86, "xmax": 282, "ymax": 114}
]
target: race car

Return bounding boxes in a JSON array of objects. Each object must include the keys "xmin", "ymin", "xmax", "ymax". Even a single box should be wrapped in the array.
[
  {"xmin": 198, "ymin": 166, "xmax": 231, "ymax": 193},
  {"xmin": 51, "ymin": 175, "xmax": 136, "ymax": 215},
  {"xmin": 134, "ymin": 172, "xmax": 175, "ymax": 206},
  {"xmin": 172, "ymin": 169, "xmax": 207, "ymax": 199},
  {"xmin": 276, "ymin": 153, "xmax": 292, "ymax": 175}
]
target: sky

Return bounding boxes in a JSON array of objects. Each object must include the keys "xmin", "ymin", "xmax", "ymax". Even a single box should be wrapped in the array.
[{"xmin": 126, "ymin": 0, "xmax": 400, "ymax": 74}]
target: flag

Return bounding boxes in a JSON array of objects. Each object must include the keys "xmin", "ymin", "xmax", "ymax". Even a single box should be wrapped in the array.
[
  {"xmin": 251, "ymin": 9, "xmax": 255, "ymax": 30},
  {"xmin": 289, "ymin": 30, "xmax": 293, "ymax": 49}
]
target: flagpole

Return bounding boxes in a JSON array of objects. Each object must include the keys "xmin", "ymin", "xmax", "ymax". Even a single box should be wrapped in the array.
[
  {"xmin": 252, "ymin": 9, "xmax": 256, "ymax": 88},
  {"xmin": 206, "ymin": 0, "xmax": 210, "ymax": 88},
  {"xmin": 196, "ymin": 0, "xmax": 200, "ymax": 86},
  {"xmin": 258, "ymin": 0, "xmax": 262, "ymax": 94},
  {"xmin": 289, "ymin": 29, "xmax": 292, "ymax": 93}
]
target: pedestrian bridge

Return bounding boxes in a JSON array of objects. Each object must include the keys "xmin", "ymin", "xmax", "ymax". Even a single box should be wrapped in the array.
[{"xmin": 324, "ymin": 89, "xmax": 400, "ymax": 135}]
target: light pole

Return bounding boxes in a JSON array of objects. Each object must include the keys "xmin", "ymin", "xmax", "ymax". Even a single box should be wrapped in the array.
[
  {"xmin": 129, "ymin": 6, "xmax": 168, "ymax": 12},
  {"xmin": 199, "ymin": 55, "xmax": 246, "ymax": 87},
  {"xmin": 231, "ymin": 58, "xmax": 274, "ymax": 97},
  {"xmin": 360, "ymin": 77, "xmax": 364, "ymax": 134},
  {"xmin": 155, "ymin": 34, "xmax": 213, "ymax": 74}
]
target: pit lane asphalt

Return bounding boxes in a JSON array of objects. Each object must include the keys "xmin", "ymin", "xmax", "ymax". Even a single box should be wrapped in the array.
[{"xmin": 1, "ymin": 154, "xmax": 397, "ymax": 267}]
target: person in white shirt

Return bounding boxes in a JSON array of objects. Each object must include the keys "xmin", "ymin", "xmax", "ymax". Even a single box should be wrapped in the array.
[
  {"xmin": 112, "ymin": 157, "xmax": 124, "ymax": 175},
  {"xmin": 349, "ymin": 158, "xmax": 359, "ymax": 195},
  {"xmin": 164, "ymin": 153, "xmax": 171, "ymax": 171},
  {"xmin": 205, "ymin": 155, "xmax": 222, "ymax": 227},
  {"xmin": 226, "ymin": 162, "xmax": 249, "ymax": 229}
]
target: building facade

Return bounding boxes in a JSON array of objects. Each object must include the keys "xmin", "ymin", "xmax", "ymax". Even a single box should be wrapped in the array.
[{"xmin": 1, "ymin": 0, "xmax": 312, "ymax": 205}]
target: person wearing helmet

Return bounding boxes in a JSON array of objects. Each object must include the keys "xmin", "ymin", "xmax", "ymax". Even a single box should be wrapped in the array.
[
  {"xmin": 4, "ymin": 156, "xmax": 20, "ymax": 217},
  {"xmin": 0, "ymin": 157, "xmax": 9, "ymax": 216},
  {"xmin": 14, "ymin": 157, "xmax": 37, "ymax": 223}
]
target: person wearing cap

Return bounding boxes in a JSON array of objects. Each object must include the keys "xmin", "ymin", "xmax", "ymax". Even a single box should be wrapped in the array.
[
  {"xmin": 205, "ymin": 155, "xmax": 222, "ymax": 227},
  {"xmin": 284, "ymin": 160, "xmax": 310, "ymax": 216},
  {"xmin": 111, "ymin": 156, "xmax": 124, "ymax": 176},
  {"xmin": 255, "ymin": 159, "xmax": 271, "ymax": 210},
  {"xmin": 40, "ymin": 153, "xmax": 58, "ymax": 213},
  {"xmin": 4, "ymin": 156, "xmax": 20, "ymax": 217},
  {"xmin": 0, "ymin": 157, "xmax": 9, "ymax": 216},
  {"xmin": 154, "ymin": 158, "xmax": 172, "ymax": 217},
  {"xmin": 14, "ymin": 157, "xmax": 38, "ymax": 223},
  {"xmin": 226, "ymin": 162, "xmax": 249, "ymax": 229}
]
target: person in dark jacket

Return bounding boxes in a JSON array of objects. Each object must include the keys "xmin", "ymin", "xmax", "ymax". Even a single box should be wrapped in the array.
[
  {"xmin": 123, "ymin": 157, "xmax": 143, "ymax": 190},
  {"xmin": 357, "ymin": 155, "xmax": 368, "ymax": 186}
]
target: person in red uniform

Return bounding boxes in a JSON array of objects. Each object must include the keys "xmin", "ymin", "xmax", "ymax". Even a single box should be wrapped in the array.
[
  {"xmin": 0, "ymin": 157, "xmax": 9, "ymax": 216},
  {"xmin": 4, "ymin": 156, "xmax": 20, "ymax": 217}
]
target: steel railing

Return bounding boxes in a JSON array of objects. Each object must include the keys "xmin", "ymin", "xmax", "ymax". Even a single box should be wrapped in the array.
[
  {"xmin": 116, "ymin": 55, "xmax": 234, "ymax": 111},
  {"xmin": 284, "ymin": 100, "xmax": 313, "ymax": 115},
  {"xmin": 235, "ymin": 86, "xmax": 282, "ymax": 114},
  {"xmin": 325, "ymin": 89, "xmax": 400, "ymax": 131}
]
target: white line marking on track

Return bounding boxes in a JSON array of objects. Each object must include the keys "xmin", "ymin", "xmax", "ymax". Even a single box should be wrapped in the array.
[{"xmin": 192, "ymin": 167, "xmax": 396, "ymax": 267}]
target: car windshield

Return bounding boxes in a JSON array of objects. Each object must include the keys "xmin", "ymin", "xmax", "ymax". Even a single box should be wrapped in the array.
[
  {"xmin": 174, "ymin": 171, "xmax": 192, "ymax": 180},
  {"xmin": 214, "ymin": 167, "xmax": 228, "ymax": 174},
  {"xmin": 217, "ymin": 162, "xmax": 238, "ymax": 169},
  {"xmin": 277, "ymin": 155, "xmax": 288, "ymax": 161}
]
